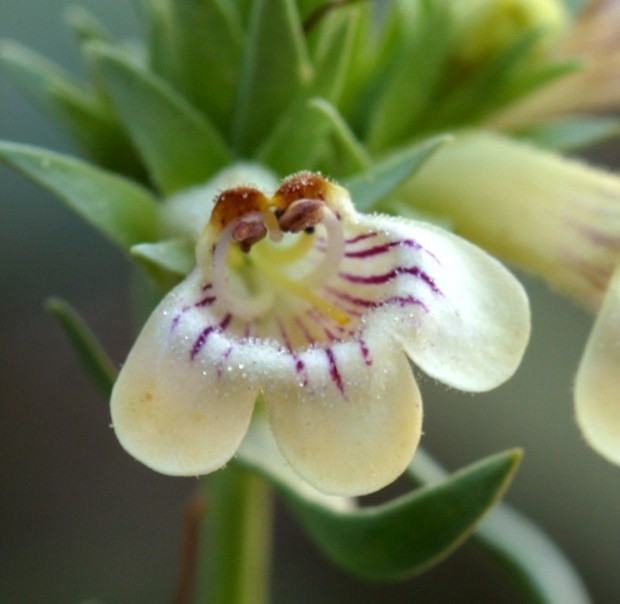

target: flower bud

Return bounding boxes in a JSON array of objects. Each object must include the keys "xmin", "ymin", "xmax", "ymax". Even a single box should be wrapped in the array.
[{"xmin": 453, "ymin": 0, "xmax": 569, "ymax": 65}]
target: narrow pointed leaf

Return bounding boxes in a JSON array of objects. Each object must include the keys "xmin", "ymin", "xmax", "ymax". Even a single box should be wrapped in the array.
[
  {"xmin": 409, "ymin": 449, "xmax": 592, "ymax": 604},
  {"xmin": 367, "ymin": 0, "xmax": 452, "ymax": 152},
  {"xmin": 344, "ymin": 135, "xmax": 452, "ymax": 211},
  {"xmin": 137, "ymin": 0, "xmax": 179, "ymax": 87},
  {"xmin": 237, "ymin": 417, "xmax": 521, "ymax": 581},
  {"xmin": 312, "ymin": 8, "xmax": 359, "ymax": 103},
  {"xmin": 514, "ymin": 116, "xmax": 620, "ymax": 151},
  {"xmin": 64, "ymin": 6, "xmax": 113, "ymax": 45},
  {"xmin": 171, "ymin": 0, "xmax": 244, "ymax": 132},
  {"xmin": 0, "ymin": 142, "xmax": 159, "ymax": 248},
  {"xmin": 0, "ymin": 40, "xmax": 143, "ymax": 177},
  {"xmin": 0, "ymin": 40, "xmax": 93, "ymax": 109},
  {"xmin": 86, "ymin": 42, "xmax": 231, "ymax": 195},
  {"xmin": 255, "ymin": 97, "xmax": 334, "ymax": 175},
  {"xmin": 233, "ymin": 0, "xmax": 312, "ymax": 155},
  {"xmin": 232, "ymin": 0, "xmax": 253, "ymax": 25},
  {"xmin": 296, "ymin": 0, "xmax": 325, "ymax": 20},
  {"xmin": 310, "ymin": 98, "xmax": 371, "ymax": 173},
  {"xmin": 421, "ymin": 30, "xmax": 548, "ymax": 133},
  {"xmin": 46, "ymin": 297, "xmax": 117, "ymax": 398},
  {"xmin": 131, "ymin": 237, "xmax": 195, "ymax": 289},
  {"xmin": 496, "ymin": 58, "xmax": 585, "ymax": 110}
]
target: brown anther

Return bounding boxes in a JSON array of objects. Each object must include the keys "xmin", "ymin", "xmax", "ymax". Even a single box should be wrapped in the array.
[
  {"xmin": 209, "ymin": 186, "xmax": 269, "ymax": 230},
  {"xmin": 231, "ymin": 212, "xmax": 268, "ymax": 253},
  {"xmin": 274, "ymin": 171, "xmax": 330, "ymax": 206},
  {"xmin": 278, "ymin": 198, "xmax": 325, "ymax": 233}
]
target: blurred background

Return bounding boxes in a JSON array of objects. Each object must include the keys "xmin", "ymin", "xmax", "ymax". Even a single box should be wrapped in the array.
[{"xmin": 1, "ymin": 0, "xmax": 619, "ymax": 602}]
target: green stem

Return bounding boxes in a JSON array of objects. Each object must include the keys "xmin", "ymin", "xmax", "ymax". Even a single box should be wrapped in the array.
[{"xmin": 195, "ymin": 465, "xmax": 274, "ymax": 604}]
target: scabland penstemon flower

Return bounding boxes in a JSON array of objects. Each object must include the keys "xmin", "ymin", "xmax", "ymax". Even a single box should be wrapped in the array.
[
  {"xmin": 111, "ymin": 170, "xmax": 530, "ymax": 496},
  {"xmin": 402, "ymin": 131, "xmax": 620, "ymax": 465}
]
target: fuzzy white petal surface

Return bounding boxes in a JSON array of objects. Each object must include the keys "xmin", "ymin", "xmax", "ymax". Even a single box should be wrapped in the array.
[
  {"xmin": 329, "ymin": 211, "xmax": 531, "ymax": 392},
  {"xmin": 263, "ymin": 331, "xmax": 423, "ymax": 496},
  {"xmin": 110, "ymin": 272, "xmax": 259, "ymax": 476}
]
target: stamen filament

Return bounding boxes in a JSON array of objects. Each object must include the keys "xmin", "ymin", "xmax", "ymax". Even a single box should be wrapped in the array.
[
  {"xmin": 306, "ymin": 207, "xmax": 346, "ymax": 289},
  {"xmin": 212, "ymin": 222, "xmax": 275, "ymax": 320},
  {"xmin": 261, "ymin": 207, "xmax": 283, "ymax": 242}
]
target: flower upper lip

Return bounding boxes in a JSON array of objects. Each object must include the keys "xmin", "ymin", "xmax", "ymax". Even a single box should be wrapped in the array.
[{"xmin": 110, "ymin": 168, "xmax": 530, "ymax": 496}]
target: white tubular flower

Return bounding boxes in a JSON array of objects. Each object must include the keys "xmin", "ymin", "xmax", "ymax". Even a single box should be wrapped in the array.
[
  {"xmin": 402, "ymin": 131, "xmax": 620, "ymax": 310},
  {"xmin": 111, "ymin": 171, "xmax": 530, "ymax": 496},
  {"xmin": 491, "ymin": 0, "xmax": 620, "ymax": 128},
  {"xmin": 402, "ymin": 131, "xmax": 620, "ymax": 466},
  {"xmin": 575, "ymin": 268, "xmax": 620, "ymax": 465}
]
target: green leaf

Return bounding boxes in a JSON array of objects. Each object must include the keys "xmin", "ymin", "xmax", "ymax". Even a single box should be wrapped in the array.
[
  {"xmin": 45, "ymin": 297, "xmax": 117, "ymax": 398},
  {"xmin": 256, "ymin": 97, "xmax": 367, "ymax": 175},
  {"xmin": 131, "ymin": 237, "xmax": 195, "ymax": 289},
  {"xmin": 344, "ymin": 135, "xmax": 452, "ymax": 211},
  {"xmin": 232, "ymin": 0, "xmax": 253, "ymax": 26},
  {"xmin": 170, "ymin": 0, "xmax": 244, "ymax": 133},
  {"xmin": 86, "ymin": 42, "xmax": 231, "ymax": 196},
  {"xmin": 64, "ymin": 6, "xmax": 113, "ymax": 45},
  {"xmin": 514, "ymin": 116, "xmax": 620, "ymax": 152},
  {"xmin": 232, "ymin": 0, "xmax": 312, "ymax": 155},
  {"xmin": 255, "ymin": 97, "xmax": 334, "ymax": 175},
  {"xmin": 409, "ymin": 449, "xmax": 593, "ymax": 604},
  {"xmin": 0, "ymin": 142, "xmax": 159, "ymax": 249},
  {"xmin": 0, "ymin": 40, "xmax": 144, "ymax": 178},
  {"xmin": 367, "ymin": 0, "xmax": 453, "ymax": 152},
  {"xmin": 338, "ymin": 3, "xmax": 398, "ymax": 137},
  {"xmin": 296, "ymin": 0, "xmax": 325, "ymax": 21},
  {"xmin": 495, "ymin": 58, "xmax": 585, "ymax": 111},
  {"xmin": 310, "ymin": 97, "xmax": 371, "ymax": 175},
  {"xmin": 237, "ymin": 416, "xmax": 521, "ymax": 581},
  {"xmin": 137, "ymin": 0, "xmax": 179, "ymax": 88},
  {"xmin": 420, "ymin": 30, "xmax": 549, "ymax": 133},
  {"xmin": 312, "ymin": 8, "xmax": 358, "ymax": 103}
]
